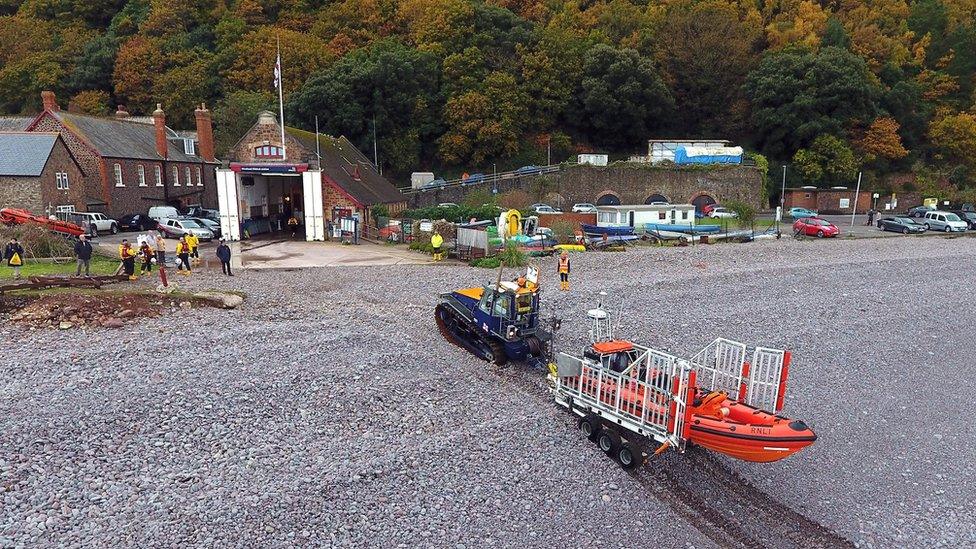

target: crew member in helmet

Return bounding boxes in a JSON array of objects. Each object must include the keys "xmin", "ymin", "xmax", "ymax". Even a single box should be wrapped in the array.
[
  {"xmin": 138, "ymin": 240, "xmax": 155, "ymax": 275},
  {"xmin": 430, "ymin": 230, "xmax": 444, "ymax": 262},
  {"xmin": 557, "ymin": 249, "xmax": 571, "ymax": 291},
  {"xmin": 185, "ymin": 232, "xmax": 200, "ymax": 265},
  {"xmin": 175, "ymin": 236, "xmax": 192, "ymax": 274}
]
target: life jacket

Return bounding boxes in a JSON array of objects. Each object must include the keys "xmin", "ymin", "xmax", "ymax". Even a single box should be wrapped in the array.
[
  {"xmin": 177, "ymin": 241, "xmax": 188, "ymax": 254},
  {"xmin": 119, "ymin": 245, "xmax": 135, "ymax": 259},
  {"xmin": 431, "ymin": 234, "xmax": 443, "ymax": 248},
  {"xmin": 558, "ymin": 255, "xmax": 570, "ymax": 273}
]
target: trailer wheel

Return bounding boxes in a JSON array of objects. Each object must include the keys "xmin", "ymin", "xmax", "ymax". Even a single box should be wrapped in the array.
[
  {"xmin": 579, "ymin": 415, "xmax": 601, "ymax": 442},
  {"xmin": 598, "ymin": 431, "xmax": 620, "ymax": 456},
  {"xmin": 617, "ymin": 442, "xmax": 639, "ymax": 470}
]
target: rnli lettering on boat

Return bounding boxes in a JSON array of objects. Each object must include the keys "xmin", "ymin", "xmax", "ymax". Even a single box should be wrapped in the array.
[{"xmin": 751, "ymin": 426, "xmax": 772, "ymax": 436}]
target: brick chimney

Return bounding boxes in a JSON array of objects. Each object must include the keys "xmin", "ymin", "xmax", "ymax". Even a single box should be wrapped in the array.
[
  {"xmin": 194, "ymin": 103, "xmax": 215, "ymax": 162},
  {"xmin": 41, "ymin": 91, "xmax": 60, "ymax": 112},
  {"xmin": 115, "ymin": 105, "xmax": 130, "ymax": 119},
  {"xmin": 152, "ymin": 104, "xmax": 168, "ymax": 159}
]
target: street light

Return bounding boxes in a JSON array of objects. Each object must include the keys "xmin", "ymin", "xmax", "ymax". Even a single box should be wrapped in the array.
[{"xmin": 492, "ymin": 163, "xmax": 497, "ymax": 195}]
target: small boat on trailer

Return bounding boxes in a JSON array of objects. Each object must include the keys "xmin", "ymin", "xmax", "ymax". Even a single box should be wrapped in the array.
[{"xmin": 548, "ymin": 302, "xmax": 816, "ymax": 467}]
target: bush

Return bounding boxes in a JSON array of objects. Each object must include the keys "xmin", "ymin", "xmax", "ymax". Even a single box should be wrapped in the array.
[
  {"xmin": 470, "ymin": 257, "xmax": 501, "ymax": 268},
  {"xmin": 724, "ymin": 199, "xmax": 756, "ymax": 228},
  {"xmin": 499, "ymin": 241, "xmax": 527, "ymax": 267},
  {"xmin": 401, "ymin": 203, "xmax": 500, "ymax": 222},
  {"xmin": 409, "ymin": 240, "xmax": 434, "ymax": 254},
  {"xmin": 0, "ymin": 224, "xmax": 75, "ymax": 258}
]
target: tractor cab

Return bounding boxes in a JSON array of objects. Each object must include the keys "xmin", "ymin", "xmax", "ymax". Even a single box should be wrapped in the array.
[{"xmin": 473, "ymin": 280, "xmax": 541, "ymax": 341}]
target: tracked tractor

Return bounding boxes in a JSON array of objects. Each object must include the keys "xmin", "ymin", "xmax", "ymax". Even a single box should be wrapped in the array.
[{"xmin": 435, "ymin": 267, "xmax": 554, "ymax": 366}]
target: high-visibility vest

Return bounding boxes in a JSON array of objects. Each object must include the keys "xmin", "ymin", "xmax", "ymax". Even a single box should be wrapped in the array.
[
  {"xmin": 431, "ymin": 234, "xmax": 443, "ymax": 248},
  {"xmin": 558, "ymin": 256, "xmax": 570, "ymax": 274},
  {"xmin": 119, "ymin": 245, "xmax": 135, "ymax": 259}
]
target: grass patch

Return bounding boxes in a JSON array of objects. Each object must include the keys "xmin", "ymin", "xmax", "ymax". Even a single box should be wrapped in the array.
[
  {"xmin": 469, "ymin": 257, "xmax": 502, "ymax": 268},
  {"xmin": 0, "ymin": 254, "xmax": 118, "ymax": 280}
]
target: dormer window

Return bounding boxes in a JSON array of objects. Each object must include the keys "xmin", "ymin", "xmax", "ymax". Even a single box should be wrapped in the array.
[
  {"xmin": 255, "ymin": 145, "xmax": 283, "ymax": 158},
  {"xmin": 183, "ymin": 139, "xmax": 196, "ymax": 156}
]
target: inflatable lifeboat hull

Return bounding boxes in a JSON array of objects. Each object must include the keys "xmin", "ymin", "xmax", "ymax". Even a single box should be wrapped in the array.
[
  {"xmin": 0, "ymin": 208, "xmax": 85, "ymax": 237},
  {"xmin": 688, "ymin": 398, "xmax": 817, "ymax": 463}
]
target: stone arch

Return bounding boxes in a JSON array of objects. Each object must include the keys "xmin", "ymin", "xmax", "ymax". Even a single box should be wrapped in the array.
[
  {"xmin": 596, "ymin": 191, "xmax": 621, "ymax": 206},
  {"xmin": 644, "ymin": 193, "xmax": 670, "ymax": 204},
  {"xmin": 690, "ymin": 192, "xmax": 717, "ymax": 213}
]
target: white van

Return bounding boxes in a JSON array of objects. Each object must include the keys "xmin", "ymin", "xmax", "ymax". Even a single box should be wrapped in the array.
[
  {"xmin": 148, "ymin": 206, "xmax": 180, "ymax": 221},
  {"xmin": 923, "ymin": 210, "xmax": 968, "ymax": 233}
]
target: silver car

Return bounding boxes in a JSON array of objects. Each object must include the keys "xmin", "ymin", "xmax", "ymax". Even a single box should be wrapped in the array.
[
  {"xmin": 923, "ymin": 211, "xmax": 968, "ymax": 233},
  {"xmin": 158, "ymin": 217, "xmax": 215, "ymax": 241}
]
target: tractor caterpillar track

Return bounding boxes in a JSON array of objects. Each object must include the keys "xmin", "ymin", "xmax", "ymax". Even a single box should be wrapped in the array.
[{"xmin": 435, "ymin": 303, "xmax": 507, "ymax": 365}]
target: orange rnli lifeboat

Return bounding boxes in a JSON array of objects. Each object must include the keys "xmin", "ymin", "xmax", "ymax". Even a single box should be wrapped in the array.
[
  {"xmin": 687, "ymin": 389, "xmax": 816, "ymax": 463},
  {"xmin": 0, "ymin": 208, "xmax": 85, "ymax": 237}
]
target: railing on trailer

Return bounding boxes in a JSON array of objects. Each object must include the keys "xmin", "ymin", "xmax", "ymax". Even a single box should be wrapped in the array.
[
  {"xmin": 553, "ymin": 345, "xmax": 696, "ymax": 451},
  {"xmin": 690, "ymin": 338, "xmax": 790, "ymax": 413}
]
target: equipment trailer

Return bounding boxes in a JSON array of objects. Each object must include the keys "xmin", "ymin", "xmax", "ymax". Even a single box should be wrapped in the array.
[{"xmin": 548, "ymin": 303, "xmax": 815, "ymax": 468}]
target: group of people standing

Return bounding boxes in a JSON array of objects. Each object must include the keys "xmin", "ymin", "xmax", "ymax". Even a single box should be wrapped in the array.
[{"xmin": 97, "ymin": 231, "xmax": 234, "ymax": 279}]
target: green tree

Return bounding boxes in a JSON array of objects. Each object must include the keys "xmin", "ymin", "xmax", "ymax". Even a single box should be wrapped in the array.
[
  {"xmin": 792, "ymin": 135, "xmax": 860, "ymax": 186},
  {"xmin": 745, "ymin": 46, "xmax": 879, "ymax": 157},
  {"xmin": 286, "ymin": 39, "xmax": 441, "ymax": 175},
  {"xmin": 438, "ymin": 71, "xmax": 529, "ymax": 165},
  {"xmin": 572, "ymin": 44, "xmax": 673, "ymax": 149},
  {"xmin": 213, "ymin": 90, "xmax": 271, "ymax": 157}
]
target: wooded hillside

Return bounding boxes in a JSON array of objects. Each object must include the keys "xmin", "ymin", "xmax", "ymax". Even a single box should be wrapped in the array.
[{"xmin": 1, "ymin": 0, "xmax": 975, "ymax": 196}]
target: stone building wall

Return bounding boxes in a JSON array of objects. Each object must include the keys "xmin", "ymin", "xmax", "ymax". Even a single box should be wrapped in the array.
[{"xmin": 408, "ymin": 164, "xmax": 764, "ymax": 209}]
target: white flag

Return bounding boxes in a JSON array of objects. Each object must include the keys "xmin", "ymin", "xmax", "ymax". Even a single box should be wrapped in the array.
[{"xmin": 274, "ymin": 52, "xmax": 281, "ymax": 90}]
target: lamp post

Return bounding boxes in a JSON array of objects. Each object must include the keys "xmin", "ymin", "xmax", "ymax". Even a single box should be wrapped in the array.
[
  {"xmin": 492, "ymin": 163, "xmax": 497, "ymax": 195},
  {"xmin": 777, "ymin": 165, "xmax": 787, "ymax": 236}
]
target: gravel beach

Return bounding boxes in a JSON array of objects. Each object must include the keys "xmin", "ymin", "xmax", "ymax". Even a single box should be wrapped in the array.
[{"xmin": 2, "ymin": 236, "xmax": 974, "ymax": 548}]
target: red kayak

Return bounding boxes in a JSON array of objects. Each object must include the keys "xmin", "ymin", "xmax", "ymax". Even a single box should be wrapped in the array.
[{"xmin": 0, "ymin": 208, "xmax": 85, "ymax": 237}]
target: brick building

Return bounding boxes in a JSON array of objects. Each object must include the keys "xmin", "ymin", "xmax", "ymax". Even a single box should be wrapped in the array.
[
  {"xmin": 217, "ymin": 111, "xmax": 405, "ymax": 241},
  {"xmin": 783, "ymin": 188, "xmax": 874, "ymax": 214},
  {"xmin": 24, "ymin": 91, "xmax": 218, "ymax": 218},
  {"xmin": 0, "ymin": 133, "xmax": 86, "ymax": 213}
]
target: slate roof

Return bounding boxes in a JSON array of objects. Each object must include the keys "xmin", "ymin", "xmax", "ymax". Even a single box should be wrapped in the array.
[
  {"xmin": 285, "ymin": 127, "xmax": 405, "ymax": 206},
  {"xmin": 51, "ymin": 111, "xmax": 205, "ymax": 163},
  {"xmin": 0, "ymin": 116, "xmax": 32, "ymax": 132},
  {"xmin": 0, "ymin": 133, "xmax": 60, "ymax": 176}
]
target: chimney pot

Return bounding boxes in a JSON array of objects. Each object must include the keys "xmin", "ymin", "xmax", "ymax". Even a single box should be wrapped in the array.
[
  {"xmin": 194, "ymin": 102, "xmax": 215, "ymax": 162},
  {"xmin": 152, "ymin": 105, "xmax": 168, "ymax": 159},
  {"xmin": 41, "ymin": 91, "xmax": 60, "ymax": 112},
  {"xmin": 114, "ymin": 105, "xmax": 129, "ymax": 119}
]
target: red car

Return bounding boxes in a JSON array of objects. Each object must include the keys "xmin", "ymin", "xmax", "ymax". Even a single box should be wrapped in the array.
[
  {"xmin": 702, "ymin": 203, "xmax": 719, "ymax": 216},
  {"xmin": 793, "ymin": 217, "xmax": 839, "ymax": 238}
]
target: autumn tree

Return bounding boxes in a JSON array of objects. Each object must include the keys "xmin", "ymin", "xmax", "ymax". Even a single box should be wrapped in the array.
[
  {"xmin": 69, "ymin": 90, "xmax": 111, "ymax": 115},
  {"xmin": 929, "ymin": 111, "xmax": 976, "ymax": 175},
  {"xmin": 763, "ymin": 0, "xmax": 829, "ymax": 51},
  {"xmin": 225, "ymin": 27, "xmax": 333, "ymax": 95},
  {"xmin": 438, "ymin": 71, "xmax": 529, "ymax": 166},
  {"xmin": 855, "ymin": 117, "xmax": 909, "ymax": 166},
  {"xmin": 656, "ymin": 0, "xmax": 763, "ymax": 136}
]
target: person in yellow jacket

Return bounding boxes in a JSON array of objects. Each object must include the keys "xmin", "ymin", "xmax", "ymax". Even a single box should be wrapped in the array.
[
  {"xmin": 119, "ymin": 239, "xmax": 138, "ymax": 280},
  {"xmin": 430, "ymin": 231, "xmax": 444, "ymax": 261},
  {"xmin": 185, "ymin": 232, "xmax": 200, "ymax": 265},
  {"xmin": 557, "ymin": 249, "xmax": 571, "ymax": 291},
  {"xmin": 175, "ymin": 236, "xmax": 192, "ymax": 274}
]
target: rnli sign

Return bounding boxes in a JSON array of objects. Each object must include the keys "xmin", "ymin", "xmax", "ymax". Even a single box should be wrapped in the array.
[{"xmin": 229, "ymin": 163, "xmax": 309, "ymax": 174}]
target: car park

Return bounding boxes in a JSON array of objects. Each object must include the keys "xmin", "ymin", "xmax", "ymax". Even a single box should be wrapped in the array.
[
  {"xmin": 157, "ymin": 217, "xmax": 215, "ymax": 241},
  {"xmin": 118, "ymin": 213, "xmax": 158, "ymax": 232},
  {"xmin": 69, "ymin": 212, "xmax": 119, "ymax": 235},
  {"xmin": 572, "ymin": 203, "xmax": 597, "ymax": 213},
  {"xmin": 877, "ymin": 216, "xmax": 926, "ymax": 234},
  {"xmin": 788, "ymin": 207, "xmax": 818, "ymax": 219},
  {"xmin": 950, "ymin": 210, "xmax": 976, "ymax": 230},
  {"xmin": 149, "ymin": 206, "xmax": 181, "ymax": 221},
  {"xmin": 907, "ymin": 205, "xmax": 935, "ymax": 218},
  {"xmin": 793, "ymin": 217, "xmax": 839, "ymax": 238},
  {"xmin": 188, "ymin": 216, "xmax": 221, "ymax": 239},
  {"xmin": 708, "ymin": 207, "xmax": 737, "ymax": 219},
  {"xmin": 923, "ymin": 210, "xmax": 968, "ymax": 232}
]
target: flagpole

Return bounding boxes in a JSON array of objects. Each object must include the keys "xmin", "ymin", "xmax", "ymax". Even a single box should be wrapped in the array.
[
  {"xmin": 314, "ymin": 115, "xmax": 321, "ymax": 166},
  {"xmin": 276, "ymin": 35, "xmax": 287, "ymax": 161}
]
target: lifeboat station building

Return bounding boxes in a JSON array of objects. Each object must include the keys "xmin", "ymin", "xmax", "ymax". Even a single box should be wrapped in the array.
[{"xmin": 216, "ymin": 111, "xmax": 406, "ymax": 241}]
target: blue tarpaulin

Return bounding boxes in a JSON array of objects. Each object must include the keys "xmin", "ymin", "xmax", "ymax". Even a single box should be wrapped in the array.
[{"xmin": 674, "ymin": 146, "xmax": 742, "ymax": 165}]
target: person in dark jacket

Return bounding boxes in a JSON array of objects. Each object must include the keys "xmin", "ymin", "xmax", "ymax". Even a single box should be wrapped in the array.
[
  {"xmin": 216, "ymin": 240, "xmax": 232, "ymax": 276},
  {"xmin": 74, "ymin": 234, "xmax": 93, "ymax": 276},
  {"xmin": 4, "ymin": 237, "xmax": 25, "ymax": 279}
]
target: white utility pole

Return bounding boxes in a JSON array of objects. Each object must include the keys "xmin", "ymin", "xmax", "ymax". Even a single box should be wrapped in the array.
[
  {"xmin": 780, "ymin": 165, "xmax": 787, "ymax": 206},
  {"xmin": 275, "ymin": 35, "xmax": 287, "ymax": 161},
  {"xmin": 850, "ymin": 171, "xmax": 862, "ymax": 227}
]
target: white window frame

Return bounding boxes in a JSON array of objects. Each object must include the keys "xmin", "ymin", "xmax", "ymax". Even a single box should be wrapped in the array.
[
  {"xmin": 114, "ymin": 163, "xmax": 124, "ymax": 187},
  {"xmin": 137, "ymin": 165, "xmax": 147, "ymax": 187},
  {"xmin": 196, "ymin": 166, "xmax": 202, "ymax": 186},
  {"xmin": 154, "ymin": 165, "xmax": 163, "ymax": 187},
  {"xmin": 55, "ymin": 205, "xmax": 75, "ymax": 213},
  {"xmin": 185, "ymin": 167, "xmax": 192, "ymax": 188},
  {"xmin": 184, "ymin": 139, "xmax": 195, "ymax": 156},
  {"xmin": 55, "ymin": 172, "xmax": 70, "ymax": 190},
  {"xmin": 172, "ymin": 165, "xmax": 180, "ymax": 186}
]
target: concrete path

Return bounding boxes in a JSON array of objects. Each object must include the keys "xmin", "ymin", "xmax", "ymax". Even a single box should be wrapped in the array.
[{"xmin": 241, "ymin": 240, "xmax": 434, "ymax": 268}]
